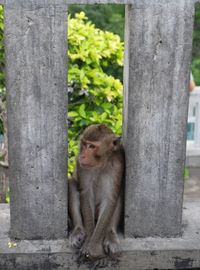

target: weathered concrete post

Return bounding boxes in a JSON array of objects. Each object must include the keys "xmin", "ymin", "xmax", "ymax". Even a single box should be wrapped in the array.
[
  {"xmin": 4, "ymin": 0, "xmax": 68, "ymax": 239},
  {"xmin": 123, "ymin": 0, "xmax": 195, "ymax": 237}
]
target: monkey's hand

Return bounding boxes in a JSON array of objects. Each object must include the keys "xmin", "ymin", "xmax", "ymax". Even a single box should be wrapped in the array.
[
  {"xmin": 81, "ymin": 241, "xmax": 105, "ymax": 261},
  {"xmin": 70, "ymin": 225, "xmax": 86, "ymax": 249}
]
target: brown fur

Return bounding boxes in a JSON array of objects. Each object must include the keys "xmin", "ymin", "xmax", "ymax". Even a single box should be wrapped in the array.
[{"xmin": 69, "ymin": 124, "xmax": 125, "ymax": 263}]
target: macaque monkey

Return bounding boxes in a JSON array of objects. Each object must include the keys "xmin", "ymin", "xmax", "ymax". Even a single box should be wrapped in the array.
[{"xmin": 69, "ymin": 124, "xmax": 124, "ymax": 262}]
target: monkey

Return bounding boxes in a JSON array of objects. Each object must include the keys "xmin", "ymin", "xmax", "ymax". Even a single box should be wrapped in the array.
[{"xmin": 68, "ymin": 124, "xmax": 125, "ymax": 262}]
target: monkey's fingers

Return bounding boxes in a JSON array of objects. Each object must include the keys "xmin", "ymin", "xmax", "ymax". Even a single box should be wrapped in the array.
[
  {"xmin": 69, "ymin": 228, "xmax": 86, "ymax": 249},
  {"xmin": 70, "ymin": 237, "xmax": 84, "ymax": 249},
  {"xmin": 104, "ymin": 241, "xmax": 121, "ymax": 256},
  {"xmin": 79, "ymin": 244, "xmax": 90, "ymax": 260},
  {"xmin": 103, "ymin": 232, "xmax": 121, "ymax": 256}
]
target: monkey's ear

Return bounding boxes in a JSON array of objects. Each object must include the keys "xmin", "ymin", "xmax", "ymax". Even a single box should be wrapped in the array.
[
  {"xmin": 113, "ymin": 136, "xmax": 121, "ymax": 149},
  {"xmin": 98, "ymin": 124, "xmax": 106, "ymax": 131}
]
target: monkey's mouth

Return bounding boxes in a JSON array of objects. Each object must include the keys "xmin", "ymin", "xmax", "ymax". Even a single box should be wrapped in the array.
[
  {"xmin": 79, "ymin": 163, "xmax": 95, "ymax": 169},
  {"xmin": 80, "ymin": 162, "xmax": 104, "ymax": 170}
]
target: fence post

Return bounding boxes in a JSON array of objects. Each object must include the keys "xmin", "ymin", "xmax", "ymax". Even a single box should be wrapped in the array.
[
  {"xmin": 123, "ymin": 0, "xmax": 195, "ymax": 237},
  {"xmin": 4, "ymin": 1, "xmax": 68, "ymax": 239}
]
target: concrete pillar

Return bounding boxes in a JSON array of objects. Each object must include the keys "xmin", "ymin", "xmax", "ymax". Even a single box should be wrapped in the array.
[
  {"xmin": 123, "ymin": 0, "xmax": 195, "ymax": 237},
  {"xmin": 4, "ymin": 1, "xmax": 68, "ymax": 239}
]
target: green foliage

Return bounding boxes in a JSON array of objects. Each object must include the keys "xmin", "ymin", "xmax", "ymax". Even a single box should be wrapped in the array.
[
  {"xmin": 68, "ymin": 12, "xmax": 124, "ymax": 175},
  {"xmin": 193, "ymin": 3, "xmax": 200, "ymax": 60},
  {"xmin": 192, "ymin": 3, "xmax": 200, "ymax": 84},
  {"xmin": 6, "ymin": 188, "xmax": 10, "ymax": 203},
  {"xmin": 192, "ymin": 58, "xmax": 200, "ymax": 85},
  {"xmin": 68, "ymin": 5, "xmax": 125, "ymax": 81},
  {"xmin": 184, "ymin": 167, "xmax": 190, "ymax": 179},
  {"xmin": 68, "ymin": 5, "xmax": 125, "ymax": 40}
]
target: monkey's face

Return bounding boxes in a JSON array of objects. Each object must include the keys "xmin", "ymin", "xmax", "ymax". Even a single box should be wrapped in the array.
[
  {"xmin": 78, "ymin": 140, "xmax": 101, "ymax": 168},
  {"xmin": 78, "ymin": 135, "xmax": 121, "ymax": 169}
]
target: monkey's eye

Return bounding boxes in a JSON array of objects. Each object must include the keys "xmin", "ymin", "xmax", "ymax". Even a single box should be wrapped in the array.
[
  {"xmin": 82, "ymin": 141, "xmax": 87, "ymax": 147},
  {"xmin": 88, "ymin": 144, "xmax": 95, "ymax": 149}
]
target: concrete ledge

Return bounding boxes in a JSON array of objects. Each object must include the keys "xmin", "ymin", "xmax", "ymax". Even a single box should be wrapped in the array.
[{"xmin": 0, "ymin": 202, "xmax": 200, "ymax": 270}]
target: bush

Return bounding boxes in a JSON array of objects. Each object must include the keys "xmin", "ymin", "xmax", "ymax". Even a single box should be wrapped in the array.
[
  {"xmin": 192, "ymin": 58, "xmax": 200, "ymax": 85},
  {"xmin": 68, "ymin": 12, "xmax": 124, "ymax": 175}
]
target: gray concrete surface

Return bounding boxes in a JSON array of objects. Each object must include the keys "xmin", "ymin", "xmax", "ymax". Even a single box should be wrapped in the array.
[
  {"xmin": 0, "ymin": 201, "xmax": 200, "ymax": 269},
  {"xmin": 4, "ymin": 3, "xmax": 68, "ymax": 239},
  {"xmin": 123, "ymin": 0, "xmax": 194, "ymax": 238}
]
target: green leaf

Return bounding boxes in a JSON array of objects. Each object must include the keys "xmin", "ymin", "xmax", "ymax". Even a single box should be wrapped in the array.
[
  {"xmin": 68, "ymin": 111, "xmax": 79, "ymax": 117},
  {"xmin": 78, "ymin": 104, "xmax": 86, "ymax": 118}
]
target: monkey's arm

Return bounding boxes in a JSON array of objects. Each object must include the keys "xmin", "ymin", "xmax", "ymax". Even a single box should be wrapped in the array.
[
  {"xmin": 68, "ymin": 178, "xmax": 83, "ymax": 228},
  {"xmin": 80, "ymin": 188, "xmax": 95, "ymax": 240},
  {"xmin": 68, "ymin": 176, "xmax": 86, "ymax": 249},
  {"xmin": 79, "ymin": 168, "xmax": 96, "ymax": 240}
]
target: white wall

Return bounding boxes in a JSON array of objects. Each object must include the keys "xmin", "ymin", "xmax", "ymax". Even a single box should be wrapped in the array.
[{"xmin": 187, "ymin": 86, "xmax": 200, "ymax": 157}]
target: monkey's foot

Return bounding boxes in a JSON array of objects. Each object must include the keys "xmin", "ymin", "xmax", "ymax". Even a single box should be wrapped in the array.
[
  {"xmin": 77, "ymin": 256, "xmax": 108, "ymax": 269},
  {"xmin": 80, "ymin": 242, "xmax": 105, "ymax": 261},
  {"xmin": 70, "ymin": 226, "xmax": 86, "ymax": 249},
  {"xmin": 93, "ymin": 257, "xmax": 108, "ymax": 268},
  {"xmin": 103, "ymin": 230, "xmax": 121, "ymax": 256}
]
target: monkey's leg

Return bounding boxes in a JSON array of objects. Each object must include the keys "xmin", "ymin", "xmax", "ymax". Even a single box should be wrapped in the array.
[
  {"xmin": 69, "ymin": 180, "xmax": 85, "ymax": 249},
  {"xmin": 80, "ymin": 189, "xmax": 106, "ymax": 260},
  {"xmin": 103, "ymin": 193, "xmax": 122, "ymax": 256},
  {"xmin": 82, "ymin": 198, "xmax": 119, "ymax": 260},
  {"xmin": 81, "ymin": 170, "xmax": 123, "ymax": 260}
]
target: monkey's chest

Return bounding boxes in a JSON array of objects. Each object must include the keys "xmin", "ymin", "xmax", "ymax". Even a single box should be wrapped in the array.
[
  {"xmin": 93, "ymin": 181, "xmax": 102, "ymax": 205},
  {"xmin": 92, "ymin": 174, "xmax": 111, "ymax": 214},
  {"xmin": 90, "ymin": 176, "xmax": 101, "ymax": 208}
]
